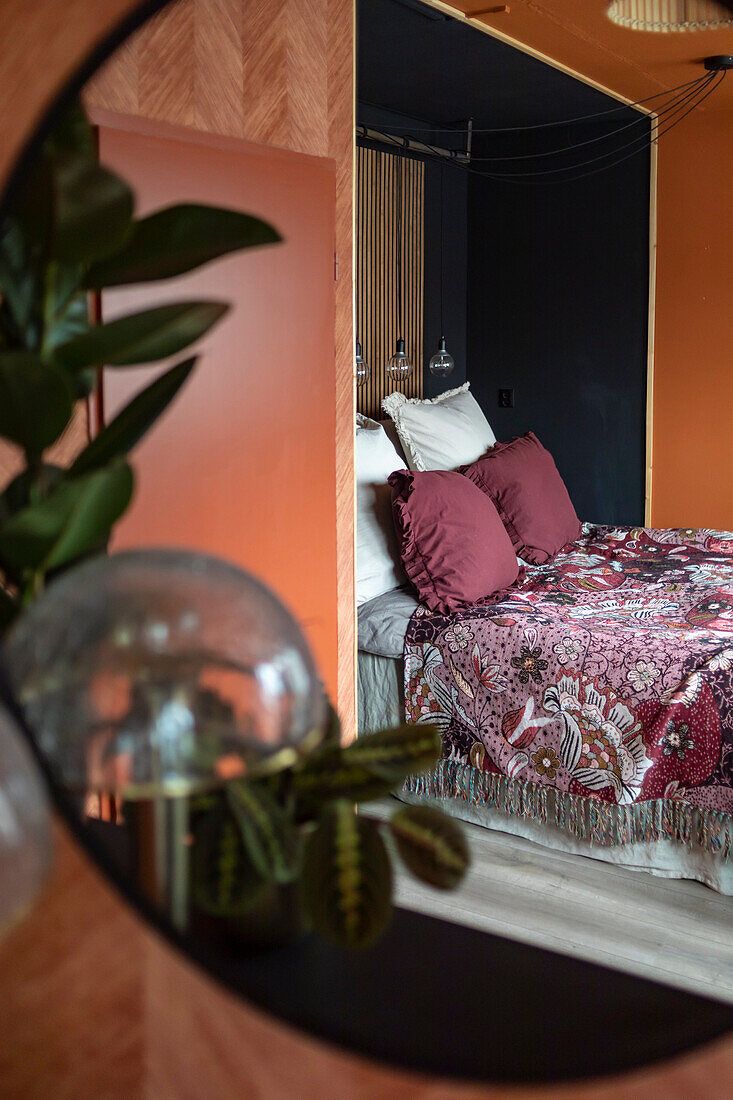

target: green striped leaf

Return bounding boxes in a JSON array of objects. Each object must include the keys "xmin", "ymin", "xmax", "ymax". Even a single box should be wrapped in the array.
[
  {"xmin": 293, "ymin": 749, "xmax": 399, "ymax": 809},
  {"xmin": 300, "ymin": 802, "xmax": 392, "ymax": 950},
  {"xmin": 389, "ymin": 805, "xmax": 469, "ymax": 891},
  {"xmin": 191, "ymin": 801, "xmax": 266, "ymax": 917},
  {"xmin": 344, "ymin": 724, "xmax": 441, "ymax": 779},
  {"xmin": 227, "ymin": 779, "xmax": 300, "ymax": 885}
]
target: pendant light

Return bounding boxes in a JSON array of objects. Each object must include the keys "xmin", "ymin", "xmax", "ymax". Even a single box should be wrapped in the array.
[
  {"xmin": 387, "ymin": 156, "xmax": 414, "ymax": 382},
  {"xmin": 607, "ymin": 1, "xmax": 733, "ymax": 31},
  {"xmin": 355, "ymin": 150, "xmax": 370, "ymax": 389},
  {"xmin": 355, "ymin": 340, "xmax": 370, "ymax": 387},
  {"xmin": 429, "ymin": 164, "xmax": 455, "ymax": 379}
]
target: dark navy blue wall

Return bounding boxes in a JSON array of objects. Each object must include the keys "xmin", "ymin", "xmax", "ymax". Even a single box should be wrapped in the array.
[
  {"xmin": 466, "ymin": 125, "xmax": 650, "ymax": 525},
  {"xmin": 358, "ymin": 0, "xmax": 651, "ymax": 525}
]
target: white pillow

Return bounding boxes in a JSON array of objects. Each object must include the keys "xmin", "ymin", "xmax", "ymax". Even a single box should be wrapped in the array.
[
  {"xmin": 356, "ymin": 415, "xmax": 406, "ymax": 606},
  {"xmin": 381, "ymin": 382, "xmax": 495, "ymax": 472}
]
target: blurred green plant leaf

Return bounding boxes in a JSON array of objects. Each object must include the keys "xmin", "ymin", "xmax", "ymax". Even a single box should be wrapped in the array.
[
  {"xmin": 191, "ymin": 800, "xmax": 266, "ymax": 917},
  {"xmin": 44, "ymin": 276, "xmax": 89, "ymax": 350},
  {"xmin": 343, "ymin": 723, "xmax": 441, "ymax": 781},
  {"xmin": 300, "ymin": 802, "xmax": 392, "ymax": 950},
  {"xmin": 0, "ymin": 463, "xmax": 64, "ymax": 522},
  {"xmin": 0, "ymin": 459, "xmax": 133, "ymax": 573},
  {"xmin": 227, "ymin": 779, "xmax": 300, "ymax": 885},
  {"xmin": 321, "ymin": 702, "xmax": 343, "ymax": 747},
  {"xmin": 44, "ymin": 100, "xmax": 96, "ymax": 162},
  {"xmin": 84, "ymin": 205, "xmax": 281, "ymax": 288},
  {"xmin": 55, "ymin": 301, "xmax": 228, "ymax": 372},
  {"xmin": 0, "ymin": 222, "xmax": 40, "ymax": 341},
  {"xmin": 52, "ymin": 160, "xmax": 134, "ymax": 265},
  {"xmin": 294, "ymin": 725, "xmax": 440, "ymax": 811},
  {"xmin": 389, "ymin": 805, "xmax": 469, "ymax": 891},
  {"xmin": 0, "ymin": 352, "xmax": 73, "ymax": 452},
  {"xmin": 293, "ymin": 749, "xmax": 400, "ymax": 810},
  {"xmin": 70, "ymin": 357, "xmax": 196, "ymax": 476},
  {"xmin": 0, "ymin": 587, "xmax": 20, "ymax": 630}
]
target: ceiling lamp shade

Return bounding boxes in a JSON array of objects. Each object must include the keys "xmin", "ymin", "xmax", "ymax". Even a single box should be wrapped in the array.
[{"xmin": 607, "ymin": 0, "xmax": 733, "ymax": 31}]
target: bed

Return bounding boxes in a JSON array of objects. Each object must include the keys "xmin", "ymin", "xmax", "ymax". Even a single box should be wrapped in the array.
[
  {"xmin": 359, "ymin": 524, "xmax": 733, "ymax": 893},
  {"xmin": 356, "ymin": 388, "xmax": 733, "ymax": 892}
]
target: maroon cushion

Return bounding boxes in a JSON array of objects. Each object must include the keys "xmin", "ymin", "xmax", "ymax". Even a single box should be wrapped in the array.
[
  {"xmin": 460, "ymin": 432, "xmax": 581, "ymax": 565},
  {"xmin": 388, "ymin": 469, "xmax": 519, "ymax": 614}
]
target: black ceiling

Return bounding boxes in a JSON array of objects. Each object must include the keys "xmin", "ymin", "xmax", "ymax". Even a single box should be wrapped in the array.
[{"xmin": 357, "ymin": 0, "xmax": 636, "ymax": 129}]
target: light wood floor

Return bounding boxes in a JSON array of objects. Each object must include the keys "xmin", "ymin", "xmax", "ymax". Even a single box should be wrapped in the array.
[{"xmin": 374, "ymin": 804, "xmax": 733, "ymax": 1006}]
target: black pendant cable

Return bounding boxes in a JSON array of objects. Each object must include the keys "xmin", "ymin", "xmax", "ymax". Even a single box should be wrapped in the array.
[
  {"xmin": 387, "ymin": 154, "xmax": 413, "ymax": 381},
  {"xmin": 429, "ymin": 163, "xmax": 455, "ymax": 379},
  {"xmin": 369, "ymin": 58, "xmax": 731, "ymax": 187},
  {"xmin": 355, "ymin": 147, "xmax": 369, "ymax": 389}
]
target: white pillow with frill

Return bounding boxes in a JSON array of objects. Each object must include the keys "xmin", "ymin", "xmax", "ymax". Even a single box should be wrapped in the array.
[{"xmin": 382, "ymin": 383, "xmax": 495, "ymax": 472}]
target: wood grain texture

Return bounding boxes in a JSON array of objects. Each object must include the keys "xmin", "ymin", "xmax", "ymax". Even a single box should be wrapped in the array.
[
  {"xmin": 0, "ymin": 0, "xmax": 141, "ymax": 185},
  {"xmin": 0, "ymin": 822, "xmax": 732, "ymax": 1098},
  {"xmin": 422, "ymin": 0, "xmax": 733, "ymax": 110},
  {"xmin": 0, "ymin": 824, "xmax": 146, "ymax": 1100},
  {"xmin": 369, "ymin": 801, "xmax": 733, "ymax": 1005},
  {"xmin": 84, "ymin": 0, "xmax": 340, "ymax": 159},
  {"xmin": 327, "ymin": 0, "xmax": 358, "ymax": 745},
  {"xmin": 85, "ymin": 0, "xmax": 357, "ymax": 738},
  {"xmin": 357, "ymin": 146, "xmax": 425, "ymax": 420}
]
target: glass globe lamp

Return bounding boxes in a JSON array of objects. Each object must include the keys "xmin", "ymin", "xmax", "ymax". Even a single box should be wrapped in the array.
[
  {"xmin": 4, "ymin": 550, "xmax": 327, "ymax": 802},
  {"xmin": 429, "ymin": 337, "xmax": 455, "ymax": 379},
  {"xmin": 387, "ymin": 338, "xmax": 414, "ymax": 382},
  {"xmin": 355, "ymin": 340, "xmax": 370, "ymax": 388},
  {"xmin": 0, "ymin": 706, "xmax": 51, "ymax": 937}
]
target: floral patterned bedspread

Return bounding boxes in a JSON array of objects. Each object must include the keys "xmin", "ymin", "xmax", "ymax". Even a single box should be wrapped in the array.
[{"xmin": 403, "ymin": 525, "xmax": 733, "ymax": 858}]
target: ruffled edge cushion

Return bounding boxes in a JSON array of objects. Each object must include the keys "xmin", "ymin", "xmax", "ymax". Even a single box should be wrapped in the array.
[{"xmin": 388, "ymin": 468, "xmax": 519, "ymax": 614}]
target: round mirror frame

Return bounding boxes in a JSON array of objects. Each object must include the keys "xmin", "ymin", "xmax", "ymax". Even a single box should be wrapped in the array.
[{"xmin": 1, "ymin": 0, "xmax": 732, "ymax": 1087}]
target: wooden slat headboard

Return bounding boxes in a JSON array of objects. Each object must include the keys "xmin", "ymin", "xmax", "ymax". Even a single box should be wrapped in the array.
[{"xmin": 356, "ymin": 145, "xmax": 424, "ymax": 420}]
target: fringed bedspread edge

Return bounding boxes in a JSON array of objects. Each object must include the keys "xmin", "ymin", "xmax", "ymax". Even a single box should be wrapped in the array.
[{"xmin": 404, "ymin": 760, "xmax": 733, "ymax": 862}]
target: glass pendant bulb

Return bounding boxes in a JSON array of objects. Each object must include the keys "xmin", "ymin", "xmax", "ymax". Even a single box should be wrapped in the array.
[
  {"xmin": 429, "ymin": 336, "xmax": 455, "ymax": 379},
  {"xmin": 387, "ymin": 338, "xmax": 414, "ymax": 382},
  {"xmin": 355, "ymin": 340, "xmax": 370, "ymax": 388}
]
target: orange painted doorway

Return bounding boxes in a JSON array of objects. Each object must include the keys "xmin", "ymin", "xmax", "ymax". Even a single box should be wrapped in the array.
[{"xmin": 95, "ymin": 113, "xmax": 339, "ymax": 702}]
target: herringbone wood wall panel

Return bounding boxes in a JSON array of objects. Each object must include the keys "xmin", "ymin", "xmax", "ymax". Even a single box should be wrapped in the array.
[{"xmin": 85, "ymin": 0, "xmax": 356, "ymax": 734}]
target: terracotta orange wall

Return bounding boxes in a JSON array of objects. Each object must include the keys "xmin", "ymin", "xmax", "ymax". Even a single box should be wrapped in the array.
[
  {"xmin": 651, "ymin": 108, "xmax": 733, "ymax": 530},
  {"xmin": 98, "ymin": 117, "xmax": 340, "ymax": 701}
]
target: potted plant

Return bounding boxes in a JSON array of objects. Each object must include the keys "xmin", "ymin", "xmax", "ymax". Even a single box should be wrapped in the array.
[
  {"xmin": 0, "ymin": 100, "xmax": 468, "ymax": 951},
  {"xmin": 188, "ymin": 704, "xmax": 467, "ymax": 949}
]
